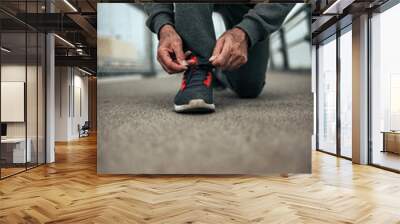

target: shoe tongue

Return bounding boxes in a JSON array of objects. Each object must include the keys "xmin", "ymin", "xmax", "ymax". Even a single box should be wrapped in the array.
[
  {"xmin": 186, "ymin": 66, "xmax": 207, "ymax": 79},
  {"xmin": 186, "ymin": 73, "xmax": 206, "ymax": 88},
  {"xmin": 184, "ymin": 62, "xmax": 211, "ymax": 88},
  {"xmin": 195, "ymin": 56, "xmax": 210, "ymax": 66}
]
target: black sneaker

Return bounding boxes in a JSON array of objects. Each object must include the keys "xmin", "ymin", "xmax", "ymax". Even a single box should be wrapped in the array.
[{"xmin": 174, "ymin": 55, "xmax": 215, "ymax": 113}]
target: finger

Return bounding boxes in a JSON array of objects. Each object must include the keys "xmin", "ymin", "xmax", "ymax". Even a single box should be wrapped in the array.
[
  {"xmin": 227, "ymin": 57, "xmax": 242, "ymax": 70},
  {"xmin": 169, "ymin": 44, "xmax": 188, "ymax": 68},
  {"xmin": 210, "ymin": 38, "xmax": 225, "ymax": 61},
  {"xmin": 157, "ymin": 54, "xmax": 172, "ymax": 74},
  {"xmin": 158, "ymin": 55, "xmax": 173, "ymax": 74},
  {"xmin": 184, "ymin": 51, "xmax": 192, "ymax": 58},
  {"xmin": 223, "ymin": 56, "xmax": 237, "ymax": 71},
  {"xmin": 184, "ymin": 51, "xmax": 196, "ymax": 66},
  {"xmin": 212, "ymin": 43, "xmax": 231, "ymax": 68},
  {"xmin": 159, "ymin": 49, "xmax": 186, "ymax": 73},
  {"xmin": 172, "ymin": 42, "xmax": 186, "ymax": 64},
  {"xmin": 224, "ymin": 57, "xmax": 236, "ymax": 71},
  {"xmin": 161, "ymin": 63, "xmax": 173, "ymax": 74},
  {"xmin": 230, "ymin": 55, "xmax": 247, "ymax": 70}
]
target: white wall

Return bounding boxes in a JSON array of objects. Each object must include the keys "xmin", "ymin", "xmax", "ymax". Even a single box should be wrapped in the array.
[
  {"xmin": 1, "ymin": 66, "xmax": 26, "ymax": 137},
  {"xmin": 1, "ymin": 65, "xmax": 40, "ymax": 138},
  {"xmin": 71, "ymin": 73, "xmax": 89, "ymax": 138},
  {"xmin": 55, "ymin": 66, "xmax": 70, "ymax": 141},
  {"xmin": 55, "ymin": 67, "xmax": 89, "ymax": 141},
  {"xmin": 1, "ymin": 82, "xmax": 25, "ymax": 122},
  {"xmin": 1, "ymin": 65, "xmax": 26, "ymax": 81}
]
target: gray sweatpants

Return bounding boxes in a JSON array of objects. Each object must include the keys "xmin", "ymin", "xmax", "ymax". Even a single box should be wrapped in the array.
[{"xmin": 174, "ymin": 4, "xmax": 269, "ymax": 98}]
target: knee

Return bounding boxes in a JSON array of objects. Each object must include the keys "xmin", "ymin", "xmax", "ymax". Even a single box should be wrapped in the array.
[{"xmin": 233, "ymin": 81, "xmax": 265, "ymax": 99}]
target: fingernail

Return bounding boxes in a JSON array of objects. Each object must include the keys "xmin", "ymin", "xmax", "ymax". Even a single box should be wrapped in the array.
[
  {"xmin": 209, "ymin": 56, "xmax": 216, "ymax": 61},
  {"xmin": 180, "ymin": 60, "xmax": 188, "ymax": 66}
]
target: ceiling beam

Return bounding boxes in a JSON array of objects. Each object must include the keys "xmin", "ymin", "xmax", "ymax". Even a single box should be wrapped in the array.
[
  {"xmin": 322, "ymin": 0, "xmax": 356, "ymax": 14},
  {"xmin": 55, "ymin": 55, "xmax": 96, "ymax": 69},
  {"xmin": 67, "ymin": 13, "xmax": 97, "ymax": 39}
]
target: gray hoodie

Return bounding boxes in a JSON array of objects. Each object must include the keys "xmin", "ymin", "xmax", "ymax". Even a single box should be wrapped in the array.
[{"xmin": 144, "ymin": 3, "xmax": 295, "ymax": 48}]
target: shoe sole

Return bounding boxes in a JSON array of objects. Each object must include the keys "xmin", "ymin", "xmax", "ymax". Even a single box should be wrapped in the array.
[{"xmin": 174, "ymin": 99, "xmax": 215, "ymax": 113}]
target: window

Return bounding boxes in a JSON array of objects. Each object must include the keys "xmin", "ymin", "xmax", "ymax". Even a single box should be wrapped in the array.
[
  {"xmin": 317, "ymin": 36, "xmax": 337, "ymax": 154},
  {"xmin": 0, "ymin": 2, "xmax": 46, "ymax": 179},
  {"xmin": 339, "ymin": 28, "xmax": 352, "ymax": 158},
  {"xmin": 370, "ymin": 3, "xmax": 400, "ymax": 171}
]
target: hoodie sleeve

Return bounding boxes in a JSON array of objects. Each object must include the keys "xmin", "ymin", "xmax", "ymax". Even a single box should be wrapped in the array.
[
  {"xmin": 144, "ymin": 3, "xmax": 174, "ymax": 36},
  {"xmin": 235, "ymin": 4, "xmax": 295, "ymax": 48}
]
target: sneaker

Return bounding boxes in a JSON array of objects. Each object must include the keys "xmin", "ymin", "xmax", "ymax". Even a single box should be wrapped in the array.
[{"xmin": 174, "ymin": 55, "xmax": 215, "ymax": 113}]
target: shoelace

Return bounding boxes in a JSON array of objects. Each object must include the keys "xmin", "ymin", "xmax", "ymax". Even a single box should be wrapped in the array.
[{"xmin": 184, "ymin": 64, "xmax": 214, "ymax": 88}]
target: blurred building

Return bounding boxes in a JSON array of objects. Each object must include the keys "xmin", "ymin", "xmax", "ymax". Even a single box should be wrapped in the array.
[{"xmin": 98, "ymin": 4, "xmax": 154, "ymax": 74}]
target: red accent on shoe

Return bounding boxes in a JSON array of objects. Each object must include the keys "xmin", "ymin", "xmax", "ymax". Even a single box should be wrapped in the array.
[
  {"xmin": 180, "ymin": 79, "xmax": 186, "ymax": 90},
  {"xmin": 203, "ymin": 72, "xmax": 212, "ymax": 87},
  {"xmin": 188, "ymin": 56, "xmax": 198, "ymax": 65}
]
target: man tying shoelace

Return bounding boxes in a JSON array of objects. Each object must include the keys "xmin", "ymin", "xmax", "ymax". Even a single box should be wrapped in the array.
[{"xmin": 144, "ymin": 3, "xmax": 294, "ymax": 113}]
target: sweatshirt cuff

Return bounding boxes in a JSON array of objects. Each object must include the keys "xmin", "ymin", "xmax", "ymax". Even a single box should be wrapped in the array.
[
  {"xmin": 235, "ymin": 18, "xmax": 265, "ymax": 48},
  {"xmin": 152, "ymin": 13, "xmax": 174, "ymax": 38}
]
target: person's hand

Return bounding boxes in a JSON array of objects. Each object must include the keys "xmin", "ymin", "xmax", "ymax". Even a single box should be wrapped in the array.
[
  {"xmin": 157, "ymin": 24, "xmax": 187, "ymax": 74},
  {"xmin": 209, "ymin": 28, "xmax": 249, "ymax": 70}
]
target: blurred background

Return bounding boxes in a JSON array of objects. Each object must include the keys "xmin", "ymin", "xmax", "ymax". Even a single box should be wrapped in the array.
[{"xmin": 97, "ymin": 3, "xmax": 311, "ymax": 76}]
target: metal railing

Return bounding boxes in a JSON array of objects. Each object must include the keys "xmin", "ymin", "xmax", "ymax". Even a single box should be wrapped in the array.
[{"xmin": 270, "ymin": 4, "xmax": 311, "ymax": 72}]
